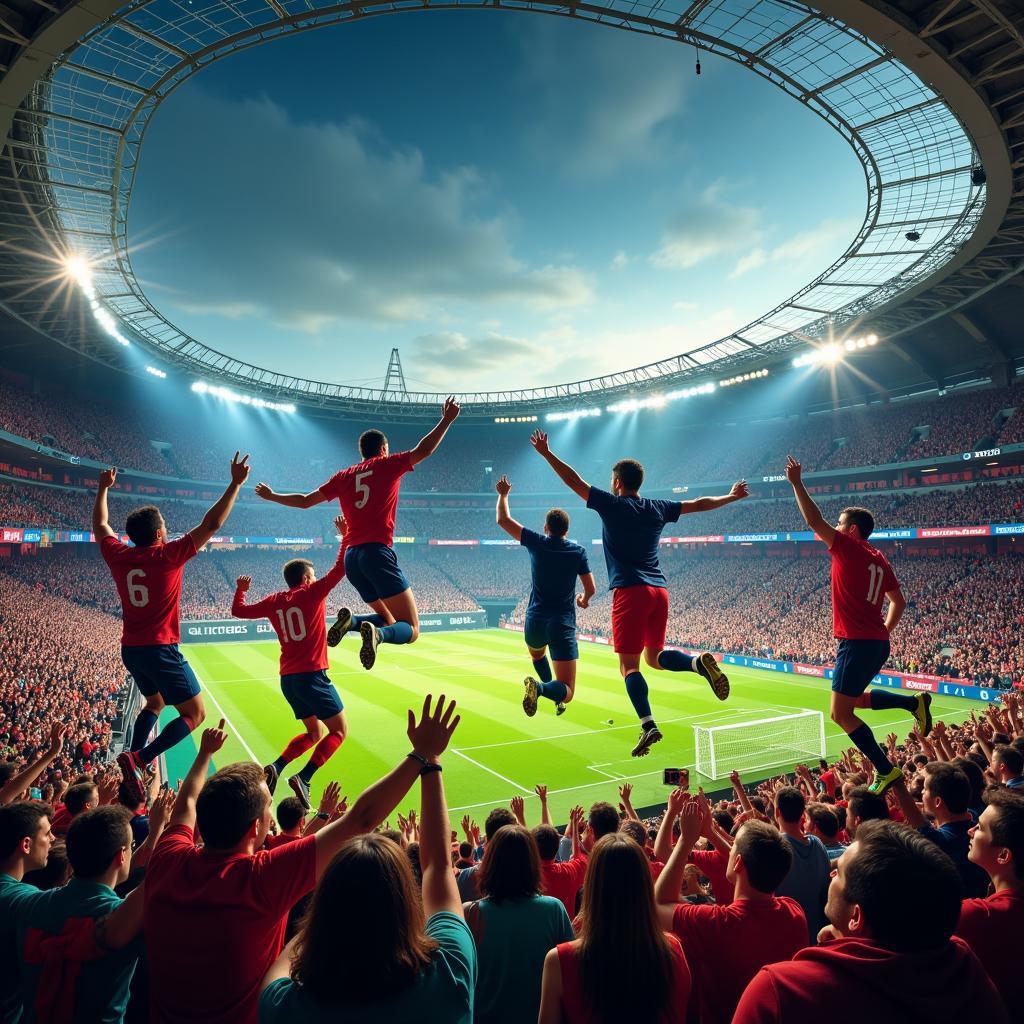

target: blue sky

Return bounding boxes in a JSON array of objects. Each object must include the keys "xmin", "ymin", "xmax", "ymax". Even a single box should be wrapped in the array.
[{"xmin": 130, "ymin": 13, "xmax": 864, "ymax": 393}]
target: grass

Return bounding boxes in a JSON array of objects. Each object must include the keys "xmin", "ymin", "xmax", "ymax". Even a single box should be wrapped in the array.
[{"xmin": 176, "ymin": 629, "xmax": 977, "ymax": 825}]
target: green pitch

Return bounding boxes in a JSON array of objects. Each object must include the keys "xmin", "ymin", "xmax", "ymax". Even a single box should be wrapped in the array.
[{"xmin": 176, "ymin": 629, "xmax": 977, "ymax": 825}]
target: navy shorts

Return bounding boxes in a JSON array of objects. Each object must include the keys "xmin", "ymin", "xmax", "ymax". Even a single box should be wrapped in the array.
[
  {"xmin": 281, "ymin": 671, "xmax": 344, "ymax": 722},
  {"xmin": 121, "ymin": 644, "xmax": 201, "ymax": 707},
  {"xmin": 832, "ymin": 638, "xmax": 891, "ymax": 697},
  {"xmin": 344, "ymin": 543, "xmax": 410, "ymax": 603},
  {"xmin": 524, "ymin": 617, "xmax": 578, "ymax": 661}
]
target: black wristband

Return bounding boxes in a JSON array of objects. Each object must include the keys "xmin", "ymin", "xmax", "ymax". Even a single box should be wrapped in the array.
[{"xmin": 407, "ymin": 752, "xmax": 442, "ymax": 775}]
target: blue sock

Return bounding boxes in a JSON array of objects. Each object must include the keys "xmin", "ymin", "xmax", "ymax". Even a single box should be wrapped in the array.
[
  {"xmin": 354, "ymin": 614, "xmax": 388, "ymax": 629},
  {"xmin": 130, "ymin": 709, "xmax": 159, "ymax": 752},
  {"xmin": 869, "ymin": 690, "xmax": 917, "ymax": 712},
  {"xmin": 538, "ymin": 680, "xmax": 568, "ymax": 702},
  {"xmin": 379, "ymin": 621, "xmax": 415, "ymax": 645},
  {"xmin": 138, "ymin": 715, "xmax": 194, "ymax": 763},
  {"xmin": 532, "ymin": 657, "xmax": 552, "ymax": 683},
  {"xmin": 624, "ymin": 671, "xmax": 655, "ymax": 725},
  {"xmin": 657, "ymin": 650, "xmax": 696, "ymax": 672},
  {"xmin": 847, "ymin": 724, "xmax": 893, "ymax": 775}
]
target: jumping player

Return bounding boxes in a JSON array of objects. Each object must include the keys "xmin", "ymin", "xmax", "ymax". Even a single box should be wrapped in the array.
[
  {"xmin": 231, "ymin": 514, "xmax": 349, "ymax": 809},
  {"xmin": 494, "ymin": 474, "xmax": 596, "ymax": 717},
  {"xmin": 530, "ymin": 430, "xmax": 747, "ymax": 757},
  {"xmin": 254, "ymin": 397, "xmax": 460, "ymax": 670},
  {"xmin": 785, "ymin": 454, "xmax": 929, "ymax": 795},
  {"xmin": 95, "ymin": 453, "xmax": 250, "ymax": 803}
]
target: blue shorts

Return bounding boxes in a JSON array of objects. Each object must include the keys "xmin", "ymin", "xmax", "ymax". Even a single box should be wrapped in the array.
[
  {"xmin": 281, "ymin": 671, "xmax": 344, "ymax": 722},
  {"xmin": 344, "ymin": 543, "xmax": 410, "ymax": 603},
  {"xmin": 524, "ymin": 617, "xmax": 578, "ymax": 661},
  {"xmin": 832, "ymin": 638, "xmax": 891, "ymax": 697},
  {"xmin": 121, "ymin": 644, "xmax": 201, "ymax": 707}
]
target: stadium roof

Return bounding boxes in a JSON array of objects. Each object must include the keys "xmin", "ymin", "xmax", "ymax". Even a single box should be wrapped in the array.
[{"xmin": 0, "ymin": 0, "xmax": 1022, "ymax": 417}]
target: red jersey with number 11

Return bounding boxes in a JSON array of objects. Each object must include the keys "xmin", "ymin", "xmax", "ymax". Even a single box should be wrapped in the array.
[
  {"xmin": 318, "ymin": 450, "xmax": 414, "ymax": 548},
  {"xmin": 829, "ymin": 530, "xmax": 899, "ymax": 641}
]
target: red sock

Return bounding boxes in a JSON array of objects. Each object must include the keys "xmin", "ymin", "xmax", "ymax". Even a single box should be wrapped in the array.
[
  {"xmin": 309, "ymin": 732, "xmax": 343, "ymax": 768},
  {"xmin": 279, "ymin": 733, "xmax": 316, "ymax": 764}
]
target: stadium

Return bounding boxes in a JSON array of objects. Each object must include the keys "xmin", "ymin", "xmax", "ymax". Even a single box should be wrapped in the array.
[{"xmin": 0, "ymin": 0, "xmax": 1023, "ymax": 1021}]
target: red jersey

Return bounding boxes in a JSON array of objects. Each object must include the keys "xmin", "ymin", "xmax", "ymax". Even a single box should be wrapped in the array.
[
  {"xmin": 263, "ymin": 832, "xmax": 302, "ymax": 850},
  {"xmin": 540, "ymin": 856, "xmax": 587, "ymax": 917},
  {"xmin": 955, "ymin": 888, "xmax": 1024, "ymax": 1006},
  {"xmin": 671, "ymin": 896, "xmax": 806, "ymax": 1024},
  {"xmin": 100, "ymin": 534, "xmax": 197, "ymax": 646},
  {"xmin": 231, "ymin": 546, "xmax": 346, "ymax": 675},
  {"xmin": 688, "ymin": 848, "xmax": 732, "ymax": 906},
  {"xmin": 829, "ymin": 529, "xmax": 899, "ymax": 641},
  {"xmin": 318, "ymin": 450, "xmax": 414, "ymax": 548},
  {"xmin": 143, "ymin": 824, "xmax": 316, "ymax": 1024}
]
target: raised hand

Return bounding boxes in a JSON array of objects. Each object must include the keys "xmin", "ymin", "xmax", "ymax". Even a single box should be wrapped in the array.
[
  {"xmin": 230, "ymin": 451, "xmax": 251, "ymax": 486},
  {"xmin": 149, "ymin": 785, "xmax": 176, "ymax": 832},
  {"xmin": 731, "ymin": 479, "xmax": 749, "ymax": 500},
  {"xmin": 47, "ymin": 722, "xmax": 69, "ymax": 756},
  {"xmin": 441, "ymin": 396, "xmax": 461, "ymax": 422},
  {"xmin": 510, "ymin": 795, "xmax": 526, "ymax": 826},
  {"xmin": 334, "ymin": 515, "xmax": 347, "ymax": 538},
  {"xmin": 534, "ymin": 784, "xmax": 548, "ymax": 803},
  {"xmin": 200, "ymin": 718, "xmax": 228, "ymax": 756},
  {"xmin": 254, "ymin": 482, "xmax": 274, "ymax": 501},
  {"xmin": 99, "ymin": 468, "xmax": 117, "ymax": 489},
  {"xmin": 97, "ymin": 769, "xmax": 120, "ymax": 805},
  {"xmin": 619, "ymin": 782, "xmax": 633, "ymax": 804},
  {"xmin": 666, "ymin": 785, "xmax": 689, "ymax": 817},
  {"xmin": 235, "ymin": 575, "xmax": 252, "ymax": 592},
  {"xmin": 406, "ymin": 695, "xmax": 460, "ymax": 762},
  {"xmin": 495, "ymin": 474, "xmax": 511, "ymax": 496},
  {"xmin": 319, "ymin": 781, "xmax": 342, "ymax": 817},
  {"xmin": 530, "ymin": 429, "xmax": 550, "ymax": 457},
  {"xmin": 785, "ymin": 455, "xmax": 801, "ymax": 485},
  {"xmin": 461, "ymin": 814, "xmax": 472, "ymax": 838}
]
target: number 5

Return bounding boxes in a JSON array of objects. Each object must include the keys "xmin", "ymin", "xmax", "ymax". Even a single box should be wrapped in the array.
[{"xmin": 355, "ymin": 470, "xmax": 373, "ymax": 509}]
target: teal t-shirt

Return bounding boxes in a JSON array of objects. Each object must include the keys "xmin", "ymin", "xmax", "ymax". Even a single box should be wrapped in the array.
[
  {"xmin": 259, "ymin": 911, "xmax": 475, "ymax": 1024},
  {"xmin": 463, "ymin": 895, "xmax": 575, "ymax": 1024},
  {"xmin": 0, "ymin": 873, "xmax": 47, "ymax": 1024}
]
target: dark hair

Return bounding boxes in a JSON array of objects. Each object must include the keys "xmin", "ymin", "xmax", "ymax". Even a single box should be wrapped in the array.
[
  {"xmin": 64, "ymin": 783, "xmax": 98, "ymax": 816},
  {"xmin": 618, "ymin": 819, "xmax": 646, "ymax": 847},
  {"xmin": 994, "ymin": 745, "xmax": 1024, "ymax": 778},
  {"xmin": 806, "ymin": 803, "xmax": 840, "ymax": 841},
  {"xmin": 924, "ymin": 762, "xmax": 971, "ymax": 815},
  {"xmin": 577, "ymin": 835, "xmax": 677, "ymax": 1024},
  {"xmin": 283, "ymin": 560, "xmax": 314, "ymax": 588},
  {"xmin": 1011, "ymin": 737, "xmax": 1024, "ymax": 757},
  {"xmin": 819, "ymin": 758, "xmax": 829, "ymax": 771},
  {"xmin": 66, "ymin": 805, "xmax": 132, "ymax": 880},
  {"xmin": 277, "ymin": 797, "xmax": 305, "ymax": 832},
  {"xmin": 458, "ymin": 842, "xmax": 473, "ymax": 860},
  {"xmin": 544, "ymin": 509, "xmax": 569, "ymax": 538},
  {"xmin": 533, "ymin": 824, "xmax": 560, "ymax": 861},
  {"xmin": 734, "ymin": 820, "xmax": 793, "ymax": 893},
  {"xmin": 291, "ymin": 834, "xmax": 437, "ymax": 1005},
  {"xmin": 984, "ymin": 787, "xmax": 1024, "ymax": 881},
  {"xmin": 588, "ymin": 802, "xmax": 619, "ymax": 841},
  {"xmin": 612, "ymin": 459, "xmax": 644, "ymax": 493},
  {"xmin": 358, "ymin": 429, "xmax": 387, "ymax": 459},
  {"xmin": 844, "ymin": 821, "xmax": 961, "ymax": 952},
  {"xmin": 125, "ymin": 505, "xmax": 162, "ymax": 547},
  {"xmin": 478, "ymin": 825, "xmax": 541, "ymax": 902},
  {"xmin": 0, "ymin": 762, "xmax": 17, "ymax": 786},
  {"xmin": 484, "ymin": 807, "xmax": 516, "ymax": 841},
  {"xmin": 0, "ymin": 802, "xmax": 52, "ymax": 859},
  {"xmin": 22, "ymin": 841, "xmax": 70, "ymax": 890},
  {"xmin": 952, "ymin": 757, "xmax": 985, "ymax": 810},
  {"xmin": 196, "ymin": 762, "xmax": 267, "ymax": 849},
  {"xmin": 847, "ymin": 786, "xmax": 888, "ymax": 826},
  {"xmin": 840, "ymin": 506, "xmax": 874, "ymax": 539},
  {"xmin": 774, "ymin": 786, "xmax": 805, "ymax": 824},
  {"xmin": 379, "ymin": 828, "xmax": 402, "ymax": 845},
  {"xmin": 712, "ymin": 809, "xmax": 734, "ymax": 833}
]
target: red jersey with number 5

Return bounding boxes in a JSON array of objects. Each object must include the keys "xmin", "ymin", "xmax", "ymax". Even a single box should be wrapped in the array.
[
  {"xmin": 318, "ymin": 450, "xmax": 414, "ymax": 547},
  {"xmin": 100, "ymin": 534, "xmax": 197, "ymax": 646},
  {"xmin": 829, "ymin": 529, "xmax": 899, "ymax": 641}
]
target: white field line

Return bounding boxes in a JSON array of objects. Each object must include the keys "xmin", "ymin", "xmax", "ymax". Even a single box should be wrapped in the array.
[
  {"xmin": 196, "ymin": 669, "xmax": 261, "ymax": 764},
  {"xmin": 450, "ymin": 749, "xmax": 532, "ymax": 794}
]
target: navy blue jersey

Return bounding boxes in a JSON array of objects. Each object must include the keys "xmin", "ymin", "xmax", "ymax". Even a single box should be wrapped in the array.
[
  {"xmin": 586, "ymin": 487, "xmax": 681, "ymax": 590},
  {"xmin": 520, "ymin": 527, "xmax": 590, "ymax": 624}
]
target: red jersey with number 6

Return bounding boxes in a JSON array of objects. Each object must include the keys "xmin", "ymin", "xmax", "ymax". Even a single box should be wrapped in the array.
[
  {"xmin": 100, "ymin": 534, "xmax": 197, "ymax": 646},
  {"xmin": 318, "ymin": 450, "xmax": 414, "ymax": 548},
  {"xmin": 829, "ymin": 529, "xmax": 899, "ymax": 641}
]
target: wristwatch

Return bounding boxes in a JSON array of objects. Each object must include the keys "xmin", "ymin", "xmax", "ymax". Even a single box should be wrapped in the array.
[
  {"xmin": 407, "ymin": 751, "xmax": 443, "ymax": 775},
  {"xmin": 315, "ymin": 811, "xmax": 330, "ymax": 821}
]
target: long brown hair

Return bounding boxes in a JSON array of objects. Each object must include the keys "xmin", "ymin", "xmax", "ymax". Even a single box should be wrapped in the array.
[
  {"xmin": 477, "ymin": 824, "xmax": 542, "ymax": 902},
  {"xmin": 576, "ymin": 834, "xmax": 677, "ymax": 1023},
  {"xmin": 290, "ymin": 834, "xmax": 438, "ymax": 1005}
]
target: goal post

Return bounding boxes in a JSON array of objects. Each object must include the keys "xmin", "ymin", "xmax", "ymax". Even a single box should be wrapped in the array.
[{"xmin": 694, "ymin": 710, "xmax": 826, "ymax": 781}]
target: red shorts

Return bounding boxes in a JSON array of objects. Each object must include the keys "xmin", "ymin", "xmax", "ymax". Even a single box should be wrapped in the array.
[{"xmin": 611, "ymin": 585, "xmax": 669, "ymax": 654}]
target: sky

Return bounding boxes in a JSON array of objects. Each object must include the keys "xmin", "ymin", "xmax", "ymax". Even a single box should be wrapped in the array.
[{"xmin": 129, "ymin": 12, "xmax": 865, "ymax": 394}]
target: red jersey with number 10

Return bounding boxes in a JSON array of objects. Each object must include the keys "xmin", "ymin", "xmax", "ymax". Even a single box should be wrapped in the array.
[
  {"xmin": 829, "ymin": 530, "xmax": 899, "ymax": 641},
  {"xmin": 318, "ymin": 450, "xmax": 414, "ymax": 548},
  {"xmin": 100, "ymin": 534, "xmax": 197, "ymax": 646}
]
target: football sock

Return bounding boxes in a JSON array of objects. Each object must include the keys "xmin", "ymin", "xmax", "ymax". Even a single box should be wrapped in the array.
[
  {"xmin": 137, "ymin": 714, "xmax": 196, "ymax": 763},
  {"xmin": 657, "ymin": 650, "xmax": 696, "ymax": 672},
  {"xmin": 847, "ymin": 723, "xmax": 894, "ymax": 775},
  {"xmin": 129, "ymin": 709, "xmax": 159, "ymax": 752},
  {"xmin": 868, "ymin": 690, "xmax": 918, "ymax": 712},
  {"xmin": 299, "ymin": 733, "xmax": 344, "ymax": 783},
  {"xmin": 532, "ymin": 657, "xmax": 553, "ymax": 683},
  {"xmin": 624, "ymin": 671, "xmax": 654, "ymax": 723},
  {"xmin": 538, "ymin": 680, "xmax": 568, "ymax": 703},
  {"xmin": 353, "ymin": 614, "xmax": 388, "ymax": 629},
  {"xmin": 379, "ymin": 621, "xmax": 415, "ymax": 645},
  {"xmin": 274, "ymin": 733, "xmax": 316, "ymax": 772}
]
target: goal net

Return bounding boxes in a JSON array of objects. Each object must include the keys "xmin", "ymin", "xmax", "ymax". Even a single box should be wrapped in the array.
[{"xmin": 694, "ymin": 710, "xmax": 826, "ymax": 781}]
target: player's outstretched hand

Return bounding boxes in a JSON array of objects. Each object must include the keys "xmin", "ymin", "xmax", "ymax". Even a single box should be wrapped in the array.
[
  {"xmin": 530, "ymin": 429, "xmax": 550, "ymax": 456},
  {"xmin": 230, "ymin": 452, "xmax": 251, "ymax": 486},
  {"xmin": 785, "ymin": 455, "xmax": 801, "ymax": 485},
  {"xmin": 442, "ymin": 395, "xmax": 461, "ymax": 422},
  {"xmin": 254, "ymin": 482, "xmax": 274, "ymax": 501},
  {"xmin": 200, "ymin": 718, "xmax": 228, "ymax": 756},
  {"xmin": 407, "ymin": 694, "xmax": 460, "ymax": 762},
  {"xmin": 576, "ymin": 592, "xmax": 590, "ymax": 609},
  {"xmin": 334, "ymin": 514, "xmax": 347, "ymax": 538},
  {"xmin": 99, "ymin": 467, "xmax": 117, "ymax": 489},
  {"xmin": 495, "ymin": 474, "xmax": 511, "ymax": 496},
  {"xmin": 236, "ymin": 575, "xmax": 251, "ymax": 592},
  {"xmin": 731, "ymin": 479, "xmax": 749, "ymax": 500}
]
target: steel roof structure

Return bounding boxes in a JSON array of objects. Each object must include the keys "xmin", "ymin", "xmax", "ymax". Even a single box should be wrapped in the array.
[{"xmin": 0, "ymin": 0, "xmax": 1022, "ymax": 418}]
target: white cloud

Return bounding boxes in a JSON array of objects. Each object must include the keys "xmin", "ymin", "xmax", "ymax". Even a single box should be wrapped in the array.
[
  {"xmin": 611, "ymin": 251, "xmax": 631, "ymax": 270},
  {"xmin": 730, "ymin": 218, "xmax": 856, "ymax": 278},
  {"xmin": 408, "ymin": 330, "xmax": 546, "ymax": 388},
  {"xmin": 174, "ymin": 300, "xmax": 263, "ymax": 319}
]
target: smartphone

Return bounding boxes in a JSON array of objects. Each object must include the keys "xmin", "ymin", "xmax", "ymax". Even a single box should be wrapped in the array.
[
  {"xmin": 29, "ymin": 787, "xmax": 43, "ymax": 801},
  {"xmin": 663, "ymin": 768, "xmax": 684, "ymax": 786}
]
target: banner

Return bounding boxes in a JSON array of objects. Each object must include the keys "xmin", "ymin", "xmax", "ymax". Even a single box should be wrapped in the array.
[
  {"xmin": 428, "ymin": 539, "xmax": 479, "ymax": 546},
  {"xmin": 918, "ymin": 525, "xmax": 991, "ymax": 539}
]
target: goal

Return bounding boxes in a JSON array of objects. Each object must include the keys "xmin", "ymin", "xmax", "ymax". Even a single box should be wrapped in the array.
[{"xmin": 694, "ymin": 710, "xmax": 826, "ymax": 781}]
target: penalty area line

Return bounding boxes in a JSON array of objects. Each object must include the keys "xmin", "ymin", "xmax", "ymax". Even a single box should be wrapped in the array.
[
  {"xmin": 450, "ymin": 749, "xmax": 532, "ymax": 794},
  {"xmin": 195, "ymin": 669, "xmax": 261, "ymax": 765}
]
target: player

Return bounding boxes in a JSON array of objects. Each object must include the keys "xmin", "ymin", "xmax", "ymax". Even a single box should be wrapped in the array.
[
  {"xmin": 254, "ymin": 397, "xmax": 460, "ymax": 671},
  {"xmin": 95, "ymin": 453, "xmax": 250, "ymax": 804},
  {"xmin": 494, "ymin": 474, "xmax": 596, "ymax": 718},
  {"xmin": 530, "ymin": 430, "xmax": 747, "ymax": 757},
  {"xmin": 785, "ymin": 454, "xmax": 928, "ymax": 795},
  {"xmin": 231, "ymin": 515, "xmax": 349, "ymax": 809}
]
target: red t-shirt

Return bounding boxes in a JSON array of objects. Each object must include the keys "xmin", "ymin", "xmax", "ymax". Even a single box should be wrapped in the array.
[
  {"xmin": 318, "ymin": 450, "xmax": 414, "ymax": 548},
  {"xmin": 671, "ymin": 897, "xmax": 807, "ymax": 1024},
  {"xmin": 819, "ymin": 770, "xmax": 837, "ymax": 798},
  {"xmin": 231, "ymin": 545, "xmax": 346, "ymax": 675},
  {"xmin": 540, "ymin": 856, "xmax": 587, "ymax": 917},
  {"xmin": 50, "ymin": 804, "xmax": 71, "ymax": 837},
  {"xmin": 100, "ymin": 534, "xmax": 197, "ymax": 646},
  {"xmin": 143, "ymin": 824, "xmax": 317, "ymax": 1024},
  {"xmin": 688, "ymin": 849, "xmax": 732, "ymax": 906},
  {"xmin": 263, "ymin": 832, "xmax": 302, "ymax": 850},
  {"xmin": 829, "ymin": 530, "xmax": 899, "ymax": 641},
  {"xmin": 955, "ymin": 888, "xmax": 1024, "ymax": 1006}
]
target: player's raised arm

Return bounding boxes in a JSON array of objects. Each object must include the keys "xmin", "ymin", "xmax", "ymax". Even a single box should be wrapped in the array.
[
  {"xmin": 189, "ymin": 452, "xmax": 251, "ymax": 550},
  {"xmin": 409, "ymin": 396, "xmax": 460, "ymax": 467},
  {"xmin": 784, "ymin": 455, "xmax": 835, "ymax": 547},
  {"xmin": 495, "ymin": 475, "xmax": 523, "ymax": 541},
  {"xmin": 92, "ymin": 468, "xmax": 118, "ymax": 541},
  {"xmin": 678, "ymin": 479, "xmax": 749, "ymax": 516},
  {"xmin": 308, "ymin": 515, "xmax": 349, "ymax": 598},
  {"xmin": 530, "ymin": 430, "xmax": 590, "ymax": 502},
  {"xmin": 252, "ymin": 479, "xmax": 326, "ymax": 509}
]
